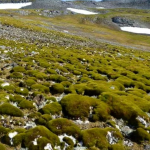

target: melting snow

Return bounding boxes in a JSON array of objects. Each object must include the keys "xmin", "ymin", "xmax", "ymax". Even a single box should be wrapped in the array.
[
  {"xmin": 120, "ymin": 27, "xmax": 150, "ymax": 34},
  {"xmin": 74, "ymin": 119, "xmax": 89, "ymax": 124},
  {"xmin": 1, "ymin": 82, "xmax": 10, "ymax": 87},
  {"xmin": 96, "ymin": 7, "xmax": 105, "ymax": 9},
  {"xmin": 67, "ymin": 8, "xmax": 98, "ymax": 15},
  {"xmin": 0, "ymin": 2, "xmax": 32, "ymax": 9},
  {"xmin": 8, "ymin": 131, "xmax": 18, "ymax": 145},
  {"xmin": 44, "ymin": 143, "xmax": 53, "ymax": 150},
  {"xmin": 32, "ymin": 138, "xmax": 38, "ymax": 146}
]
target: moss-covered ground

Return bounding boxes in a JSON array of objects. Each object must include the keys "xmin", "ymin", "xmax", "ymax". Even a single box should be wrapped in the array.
[{"xmin": 0, "ymin": 8, "xmax": 150, "ymax": 149}]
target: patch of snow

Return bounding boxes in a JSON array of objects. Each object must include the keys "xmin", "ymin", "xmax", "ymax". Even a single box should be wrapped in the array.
[
  {"xmin": 8, "ymin": 131, "xmax": 18, "ymax": 145},
  {"xmin": 121, "ymin": 27, "xmax": 150, "ymax": 34},
  {"xmin": 63, "ymin": 30, "xmax": 68, "ymax": 33},
  {"xmin": 1, "ymin": 82, "xmax": 10, "ymax": 87},
  {"xmin": 54, "ymin": 145, "xmax": 61, "ymax": 150},
  {"xmin": 9, "ymin": 131, "xmax": 18, "ymax": 138},
  {"xmin": 10, "ymin": 102, "xmax": 18, "ymax": 107},
  {"xmin": 24, "ymin": 121, "xmax": 36, "ymax": 129},
  {"xmin": 32, "ymin": 138, "xmax": 38, "ymax": 146},
  {"xmin": 74, "ymin": 119, "xmax": 89, "ymax": 124},
  {"xmin": 4, "ymin": 50, "xmax": 8, "ymax": 53},
  {"xmin": 5, "ymin": 95, "xmax": 9, "ymax": 99},
  {"xmin": 0, "ymin": 2, "xmax": 32, "ymax": 9},
  {"xmin": 44, "ymin": 143, "xmax": 53, "ymax": 150},
  {"xmin": 67, "ymin": 8, "xmax": 98, "ymax": 15},
  {"xmin": 74, "ymin": 147, "xmax": 87, "ymax": 150},
  {"xmin": 96, "ymin": 7, "xmax": 105, "ymax": 9},
  {"xmin": 20, "ymin": 88, "xmax": 24, "ymax": 91},
  {"xmin": 110, "ymin": 86, "xmax": 115, "ymax": 90}
]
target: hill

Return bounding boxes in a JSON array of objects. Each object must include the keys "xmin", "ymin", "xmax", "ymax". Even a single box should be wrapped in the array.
[{"xmin": 0, "ymin": 7, "xmax": 150, "ymax": 150}]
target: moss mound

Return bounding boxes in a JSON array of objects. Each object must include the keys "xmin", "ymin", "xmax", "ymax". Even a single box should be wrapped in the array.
[
  {"xmin": 23, "ymin": 126, "xmax": 59, "ymax": 148},
  {"xmin": 82, "ymin": 128, "xmax": 122, "ymax": 149},
  {"xmin": 50, "ymin": 83, "xmax": 64, "ymax": 94},
  {"xmin": 0, "ymin": 103, "xmax": 23, "ymax": 117},
  {"xmin": 0, "ymin": 143, "xmax": 6, "ymax": 150},
  {"xmin": 39, "ymin": 102, "xmax": 62, "ymax": 115},
  {"xmin": 18, "ymin": 100, "xmax": 35, "ymax": 109},
  {"xmin": 47, "ymin": 118, "xmax": 81, "ymax": 138}
]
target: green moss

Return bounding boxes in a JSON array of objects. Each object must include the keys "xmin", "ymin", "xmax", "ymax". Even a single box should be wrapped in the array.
[
  {"xmin": 36, "ymin": 114, "xmax": 52, "ymax": 125},
  {"xmin": 25, "ymin": 79, "xmax": 36, "ymax": 86},
  {"xmin": 131, "ymin": 128, "xmax": 150, "ymax": 143},
  {"xmin": 0, "ymin": 126, "xmax": 10, "ymax": 135},
  {"xmin": 9, "ymin": 95, "xmax": 26, "ymax": 103},
  {"xmin": 39, "ymin": 102, "xmax": 62, "ymax": 115},
  {"xmin": 18, "ymin": 100, "xmax": 35, "ymax": 109},
  {"xmin": 31, "ymin": 84, "xmax": 49, "ymax": 93},
  {"xmin": 61, "ymin": 81, "xmax": 72, "ymax": 88},
  {"xmin": 101, "ymin": 92, "xmax": 148, "ymax": 124},
  {"xmin": 9, "ymin": 72, "xmax": 23, "ymax": 79},
  {"xmin": 49, "ymin": 75, "xmax": 67, "ymax": 83},
  {"xmin": 110, "ymin": 143, "xmax": 125, "ymax": 150},
  {"xmin": 92, "ymin": 101, "xmax": 111, "ymax": 121},
  {"xmin": 34, "ymin": 72, "xmax": 48, "ymax": 80},
  {"xmin": 13, "ymin": 133, "xmax": 25, "ymax": 147},
  {"xmin": 61, "ymin": 94, "xmax": 95, "ymax": 119},
  {"xmin": 82, "ymin": 128, "xmax": 122, "ymax": 149},
  {"xmin": 37, "ymin": 137, "xmax": 53, "ymax": 150},
  {"xmin": 23, "ymin": 126, "xmax": 59, "ymax": 148},
  {"xmin": 46, "ymin": 69, "xmax": 57, "ymax": 74},
  {"xmin": 50, "ymin": 83, "xmax": 64, "ymax": 94},
  {"xmin": 15, "ymin": 87, "xmax": 29, "ymax": 96},
  {"xmin": 12, "ymin": 66, "xmax": 25, "ymax": 73},
  {"xmin": 0, "ymin": 103, "xmax": 23, "ymax": 117},
  {"xmin": 0, "ymin": 143, "xmax": 6, "ymax": 150},
  {"xmin": 63, "ymin": 137, "xmax": 74, "ymax": 147},
  {"xmin": 47, "ymin": 118, "xmax": 81, "ymax": 138}
]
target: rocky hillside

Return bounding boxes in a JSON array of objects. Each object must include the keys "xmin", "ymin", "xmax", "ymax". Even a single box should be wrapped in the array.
[{"xmin": 0, "ymin": 7, "xmax": 150, "ymax": 150}]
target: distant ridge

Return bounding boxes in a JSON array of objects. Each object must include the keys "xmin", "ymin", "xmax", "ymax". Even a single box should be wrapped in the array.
[{"xmin": 0, "ymin": 0, "xmax": 34, "ymax": 3}]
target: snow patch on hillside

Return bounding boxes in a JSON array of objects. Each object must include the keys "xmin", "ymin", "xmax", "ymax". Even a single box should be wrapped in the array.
[
  {"xmin": 121, "ymin": 27, "xmax": 150, "ymax": 34},
  {"xmin": 0, "ymin": 2, "xmax": 32, "ymax": 9},
  {"xmin": 67, "ymin": 8, "xmax": 98, "ymax": 15}
]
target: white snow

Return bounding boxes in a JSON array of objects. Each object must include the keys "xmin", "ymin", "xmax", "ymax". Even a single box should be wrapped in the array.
[
  {"xmin": 44, "ymin": 143, "xmax": 53, "ymax": 150},
  {"xmin": 20, "ymin": 88, "xmax": 24, "ymax": 91},
  {"xmin": 121, "ymin": 27, "xmax": 150, "ymax": 34},
  {"xmin": 0, "ymin": 2, "xmax": 32, "ymax": 9},
  {"xmin": 24, "ymin": 121, "xmax": 36, "ymax": 129},
  {"xmin": 8, "ymin": 131, "xmax": 18, "ymax": 145},
  {"xmin": 96, "ymin": 7, "xmax": 105, "ymax": 9},
  {"xmin": 9, "ymin": 131, "xmax": 18, "ymax": 138},
  {"xmin": 67, "ymin": 8, "xmax": 98, "ymax": 15},
  {"xmin": 74, "ymin": 119, "xmax": 89, "ymax": 124},
  {"xmin": 1, "ymin": 82, "xmax": 10, "ymax": 87},
  {"xmin": 5, "ymin": 95, "xmax": 9, "ymax": 99},
  {"xmin": 32, "ymin": 138, "xmax": 38, "ymax": 146}
]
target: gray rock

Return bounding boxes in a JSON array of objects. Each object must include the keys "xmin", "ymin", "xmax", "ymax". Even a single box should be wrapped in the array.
[{"xmin": 121, "ymin": 126, "xmax": 134, "ymax": 136}]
